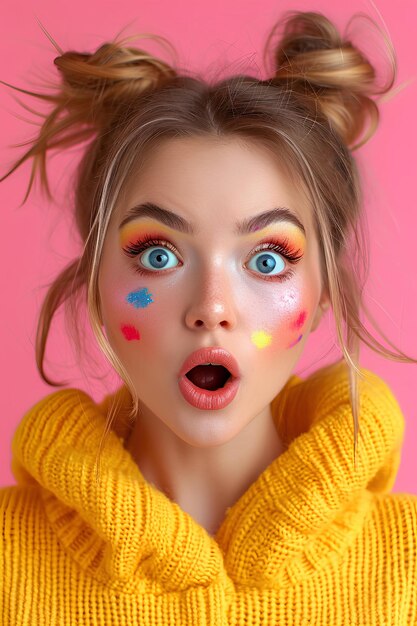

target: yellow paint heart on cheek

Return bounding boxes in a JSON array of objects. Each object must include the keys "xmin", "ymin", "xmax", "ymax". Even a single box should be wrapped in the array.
[{"xmin": 251, "ymin": 330, "xmax": 273, "ymax": 349}]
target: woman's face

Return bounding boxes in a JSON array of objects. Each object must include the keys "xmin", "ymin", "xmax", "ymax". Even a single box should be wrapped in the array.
[{"xmin": 98, "ymin": 136, "xmax": 329, "ymax": 446}]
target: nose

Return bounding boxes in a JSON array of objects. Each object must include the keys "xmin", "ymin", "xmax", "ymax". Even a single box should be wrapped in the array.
[{"xmin": 184, "ymin": 265, "xmax": 238, "ymax": 331}]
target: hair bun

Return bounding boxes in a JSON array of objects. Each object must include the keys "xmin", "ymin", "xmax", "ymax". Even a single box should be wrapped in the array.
[
  {"xmin": 0, "ymin": 33, "xmax": 178, "ymax": 203},
  {"xmin": 54, "ymin": 41, "xmax": 176, "ymax": 91},
  {"xmin": 53, "ymin": 40, "xmax": 177, "ymax": 127},
  {"xmin": 266, "ymin": 11, "xmax": 397, "ymax": 149}
]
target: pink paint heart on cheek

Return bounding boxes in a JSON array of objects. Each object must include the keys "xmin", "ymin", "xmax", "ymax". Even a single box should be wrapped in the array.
[
  {"xmin": 121, "ymin": 324, "xmax": 141, "ymax": 341},
  {"xmin": 286, "ymin": 309, "xmax": 308, "ymax": 349},
  {"xmin": 291, "ymin": 309, "xmax": 307, "ymax": 330}
]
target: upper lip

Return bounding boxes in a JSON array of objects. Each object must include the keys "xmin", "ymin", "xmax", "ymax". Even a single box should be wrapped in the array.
[{"xmin": 179, "ymin": 347, "xmax": 241, "ymax": 379}]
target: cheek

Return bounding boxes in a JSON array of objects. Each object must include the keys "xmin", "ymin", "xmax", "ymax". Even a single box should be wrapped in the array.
[
  {"xmin": 250, "ymin": 283, "xmax": 313, "ymax": 351},
  {"xmin": 119, "ymin": 287, "xmax": 157, "ymax": 342},
  {"xmin": 286, "ymin": 309, "xmax": 308, "ymax": 348},
  {"xmin": 101, "ymin": 279, "xmax": 159, "ymax": 343},
  {"xmin": 99, "ymin": 243, "xmax": 166, "ymax": 346}
]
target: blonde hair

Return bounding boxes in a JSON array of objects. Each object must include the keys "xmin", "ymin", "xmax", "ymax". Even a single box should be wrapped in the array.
[{"xmin": 1, "ymin": 10, "xmax": 415, "ymax": 475}]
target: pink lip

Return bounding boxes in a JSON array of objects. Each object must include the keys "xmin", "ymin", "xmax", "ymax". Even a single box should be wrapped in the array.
[
  {"xmin": 178, "ymin": 347, "xmax": 241, "ymax": 379},
  {"xmin": 177, "ymin": 347, "xmax": 241, "ymax": 410},
  {"xmin": 178, "ymin": 375, "xmax": 240, "ymax": 410}
]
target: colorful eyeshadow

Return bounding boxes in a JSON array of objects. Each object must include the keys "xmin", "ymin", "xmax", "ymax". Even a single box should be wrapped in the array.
[
  {"xmin": 119, "ymin": 220, "xmax": 174, "ymax": 250},
  {"xmin": 126, "ymin": 287, "xmax": 154, "ymax": 308},
  {"xmin": 251, "ymin": 330, "xmax": 273, "ymax": 349},
  {"xmin": 247, "ymin": 222, "xmax": 306, "ymax": 253},
  {"xmin": 120, "ymin": 218, "xmax": 306, "ymax": 253},
  {"xmin": 288, "ymin": 334, "xmax": 303, "ymax": 348},
  {"xmin": 121, "ymin": 324, "xmax": 141, "ymax": 341}
]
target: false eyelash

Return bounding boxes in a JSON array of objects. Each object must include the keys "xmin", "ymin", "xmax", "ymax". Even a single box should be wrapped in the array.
[
  {"xmin": 122, "ymin": 237, "xmax": 178, "ymax": 258},
  {"xmin": 252, "ymin": 238, "xmax": 303, "ymax": 263},
  {"xmin": 122, "ymin": 234, "xmax": 303, "ymax": 281}
]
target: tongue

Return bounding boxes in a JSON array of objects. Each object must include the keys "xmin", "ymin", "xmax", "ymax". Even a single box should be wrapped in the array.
[{"xmin": 186, "ymin": 364, "xmax": 231, "ymax": 390}]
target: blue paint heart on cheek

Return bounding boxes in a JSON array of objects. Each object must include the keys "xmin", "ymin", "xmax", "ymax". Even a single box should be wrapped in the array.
[{"xmin": 126, "ymin": 287, "xmax": 154, "ymax": 308}]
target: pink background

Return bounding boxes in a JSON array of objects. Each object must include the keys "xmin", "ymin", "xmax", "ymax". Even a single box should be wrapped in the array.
[{"xmin": 0, "ymin": 0, "xmax": 416, "ymax": 493}]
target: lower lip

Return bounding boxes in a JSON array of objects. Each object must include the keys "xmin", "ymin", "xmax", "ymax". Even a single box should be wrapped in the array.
[{"xmin": 178, "ymin": 374, "xmax": 240, "ymax": 410}]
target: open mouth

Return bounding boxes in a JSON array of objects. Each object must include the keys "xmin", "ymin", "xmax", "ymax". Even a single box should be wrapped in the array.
[{"xmin": 185, "ymin": 364, "xmax": 232, "ymax": 391}]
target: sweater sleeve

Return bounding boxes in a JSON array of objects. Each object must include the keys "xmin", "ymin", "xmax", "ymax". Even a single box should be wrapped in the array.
[
  {"xmin": 0, "ymin": 483, "xmax": 55, "ymax": 623},
  {"xmin": 1, "ymin": 486, "xmax": 27, "ymax": 620},
  {"xmin": 375, "ymin": 491, "xmax": 417, "ymax": 625},
  {"xmin": 403, "ymin": 494, "xmax": 417, "ymax": 625}
]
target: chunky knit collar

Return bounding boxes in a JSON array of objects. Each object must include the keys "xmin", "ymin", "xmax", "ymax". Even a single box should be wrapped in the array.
[{"xmin": 11, "ymin": 362, "xmax": 404, "ymax": 593}]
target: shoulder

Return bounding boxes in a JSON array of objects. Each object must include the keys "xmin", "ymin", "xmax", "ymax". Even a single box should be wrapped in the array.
[
  {"xmin": 0, "ymin": 484, "xmax": 66, "ymax": 616},
  {"xmin": 309, "ymin": 361, "xmax": 404, "ymax": 429},
  {"xmin": 9, "ymin": 387, "xmax": 96, "ymax": 487},
  {"xmin": 13, "ymin": 387, "xmax": 96, "ymax": 442},
  {"xmin": 14, "ymin": 386, "xmax": 123, "ymax": 433},
  {"xmin": 19, "ymin": 387, "xmax": 94, "ymax": 419},
  {"xmin": 0, "ymin": 484, "xmax": 47, "ymax": 565},
  {"xmin": 370, "ymin": 492, "xmax": 417, "ymax": 590},
  {"xmin": 376, "ymin": 490, "xmax": 417, "ymax": 525},
  {"xmin": 303, "ymin": 360, "xmax": 402, "ymax": 410},
  {"xmin": 0, "ymin": 484, "xmax": 45, "ymax": 519},
  {"xmin": 2, "ymin": 393, "xmax": 90, "ymax": 513},
  {"xmin": 373, "ymin": 490, "xmax": 417, "ymax": 536},
  {"xmin": 281, "ymin": 360, "xmax": 405, "ymax": 432}
]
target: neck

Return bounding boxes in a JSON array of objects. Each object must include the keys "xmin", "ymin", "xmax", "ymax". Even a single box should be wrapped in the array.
[{"xmin": 124, "ymin": 402, "xmax": 285, "ymax": 536}]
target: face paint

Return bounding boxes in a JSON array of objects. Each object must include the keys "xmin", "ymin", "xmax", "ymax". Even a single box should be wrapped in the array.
[
  {"xmin": 285, "ymin": 308, "xmax": 307, "ymax": 348},
  {"xmin": 251, "ymin": 329, "xmax": 273, "ymax": 349},
  {"xmin": 119, "ymin": 220, "xmax": 174, "ymax": 250},
  {"xmin": 96, "ymin": 134, "xmax": 328, "ymax": 454},
  {"xmin": 126, "ymin": 287, "xmax": 154, "ymax": 308},
  {"xmin": 291, "ymin": 309, "xmax": 307, "ymax": 330},
  {"xmin": 121, "ymin": 324, "xmax": 141, "ymax": 341},
  {"xmin": 288, "ymin": 334, "xmax": 303, "ymax": 348}
]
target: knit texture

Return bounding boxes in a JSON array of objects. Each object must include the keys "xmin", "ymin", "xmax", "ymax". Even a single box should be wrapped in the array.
[{"xmin": 1, "ymin": 361, "xmax": 416, "ymax": 625}]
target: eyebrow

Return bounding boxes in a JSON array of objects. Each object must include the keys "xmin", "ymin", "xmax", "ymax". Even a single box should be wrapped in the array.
[{"xmin": 118, "ymin": 202, "xmax": 306, "ymax": 236}]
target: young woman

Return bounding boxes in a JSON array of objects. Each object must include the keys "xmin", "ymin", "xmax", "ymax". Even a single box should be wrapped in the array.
[{"xmin": 1, "ymin": 10, "xmax": 416, "ymax": 626}]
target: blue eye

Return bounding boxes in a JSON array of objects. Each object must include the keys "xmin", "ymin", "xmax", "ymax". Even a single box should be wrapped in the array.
[
  {"xmin": 247, "ymin": 250, "xmax": 286, "ymax": 276},
  {"xmin": 140, "ymin": 246, "xmax": 180, "ymax": 271},
  {"xmin": 122, "ymin": 235, "xmax": 302, "ymax": 280},
  {"xmin": 122, "ymin": 237, "xmax": 181, "ymax": 274}
]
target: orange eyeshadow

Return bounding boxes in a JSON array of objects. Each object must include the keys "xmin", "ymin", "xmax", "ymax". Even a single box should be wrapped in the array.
[
  {"xmin": 119, "ymin": 219, "xmax": 306, "ymax": 251},
  {"xmin": 119, "ymin": 220, "xmax": 174, "ymax": 249},
  {"xmin": 246, "ymin": 222, "xmax": 306, "ymax": 252}
]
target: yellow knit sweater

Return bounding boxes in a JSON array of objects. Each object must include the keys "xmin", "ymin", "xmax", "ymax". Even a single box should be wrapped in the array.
[{"xmin": 1, "ymin": 361, "xmax": 416, "ymax": 625}]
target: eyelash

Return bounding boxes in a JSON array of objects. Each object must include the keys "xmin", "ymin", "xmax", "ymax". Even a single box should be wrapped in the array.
[{"xmin": 122, "ymin": 235, "xmax": 303, "ymax": 282}]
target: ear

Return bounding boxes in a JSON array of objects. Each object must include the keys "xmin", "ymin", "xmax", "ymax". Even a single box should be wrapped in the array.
[{"xmin": 310, "ymin": 288, "xmax": 331, "ymax": 332}]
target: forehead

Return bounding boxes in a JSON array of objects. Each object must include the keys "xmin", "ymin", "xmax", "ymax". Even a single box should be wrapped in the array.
[{"xmin": 117, "ymin": 135, "xmax": 314, "ymax": 234}]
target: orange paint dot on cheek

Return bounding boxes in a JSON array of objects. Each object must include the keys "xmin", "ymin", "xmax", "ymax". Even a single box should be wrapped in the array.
[{"xmin": 121, "ymin": 324, "xmax": 141, "ymax": 341}]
